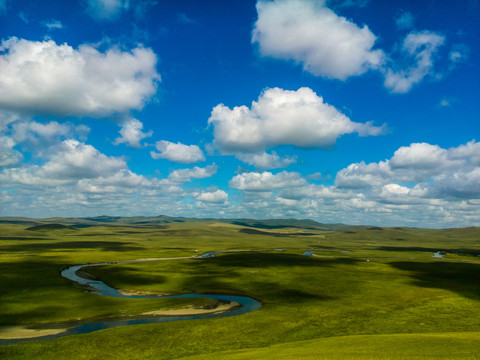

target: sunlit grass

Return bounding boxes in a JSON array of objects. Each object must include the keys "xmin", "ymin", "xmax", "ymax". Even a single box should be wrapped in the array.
[{"xmin": 0, "ymin": 221, "xmax": 479, "ymax": 359}]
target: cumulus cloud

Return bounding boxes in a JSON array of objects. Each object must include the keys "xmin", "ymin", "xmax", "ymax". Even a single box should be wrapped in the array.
[
  {"xmin": 236, "ymin": 151, "xmax": 296, "ymax": 169},
  {"xmin": 384, "ymin": 31, "xmax": 445, "ymax": 93},
  {"xmin": 76, "ymin": 169, "xmax": 145, "ymax": 193},
  {"xmin": 335, "ymin": 140, "xmax": 480, "ymax": 200},
  {"xmin": 0, "ymin": 139, "xmax": 131, "ymax": 188},
  {"xmin": 0, "ymin": 37, "xmax": 159, "ymax": 116},
  {"xmin": 114, "ymin": 118, "xmax": 152, "ymax": 148},
  {"xmin": 12, "ymin": 120, "xmax": 71, "ymax": 143},
  {"xmin": 37, "ymin": 139, "xmax": 126, "ymax": 181},
  {"xmin": 229, "ymin": 171, "xmax": 306, "ymax": 191},
  {"xmin": 252, "ymin": 1, "xmax": 456, "ymax": 93},
  {"xmin": 209, "ymin": 87, "xmax": 384, "ymax": 153},
  {"xmin": 196, "ymin": 189, "xmax": 228, "ymax": 204},
  {"xmin": 3, "ymin": 119, "xmax": 91, "ymax": 158},
  {"xmin": 252, "ymin": 0, "xmax": 384, "ymax": 80},
  {"xmin": 168, "ymin": 164, "xmax": 218, "ymax": 183},
  {"xmin": 0, "ymin": 136, "xmax": 23, "ymax": 167},
  {"xmin": 151, "ymin": 140, "xmax": 205, "ymax": 164}
]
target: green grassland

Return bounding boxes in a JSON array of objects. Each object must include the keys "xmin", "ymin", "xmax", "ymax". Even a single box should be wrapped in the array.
[{"xmin": 0, "ymin": 219, "xmax": 479, "ymax": 359}]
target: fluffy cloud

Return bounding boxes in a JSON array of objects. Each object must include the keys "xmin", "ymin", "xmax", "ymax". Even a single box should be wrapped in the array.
[
  {"xmin": 151, "ymin": 140, "xmax": 205, "ymax": 164},
  {"xmin": 76, "ymin": 170, "xmax": 145, "ymax": 193},
  {"xmin": 209, "ymin": 87, "xmax": 384, "ymax": 153},
  {"xmin": 10, "ymin": 120, "xmax": 73, "ymax": 149},
  {"xmin": 37, "ymin": 139, "xmax": 126, "ymax": 181},
  {"xmin": 196, "ymin": 189, "xmax": 228, "ymax": 204},
  {"xmin": 335, "ymin": 140, "xmax": 480, "ymax": 200},
  {"xmin": 3, "ymin": 138, "xmax": 480, "ymax": 226},
  {"xmin": 0, "ymin": 37, "xmax": 159, "ymax": 116},
  {"xmin": 0, "ymin": 139, "xmax": 132, "ymax": 188},
  {"xmin": 229, "ymin": 171, "xmax": 305, "ymax": 191},
  {"xmin": 0, "ymin": 136, "xmax": 23, "ymax": 167},
  {"xmin": 252, "ymin": 0, "xmax": 384, "ymax": 80},
  {"xmin": 114, "ymin": 118, "xmax": 152, "ymax": 148},
  {"xmin": 1, "ymin": 118, "xmax": 92, "ymax": 160},
  {"xmin": 168, "ymin": 164, "xmax": 218, "ymax": 183},
  {"xmin": 236, "ymin": 151, "xmax": 296, "ymax": 169},
  {"xmin": 252, "ymin": 1, "xmax": 455, "ymax": 93},
  {"xmin": 384, "ymin": 31, "xmax": 445, "ymax": 93}
]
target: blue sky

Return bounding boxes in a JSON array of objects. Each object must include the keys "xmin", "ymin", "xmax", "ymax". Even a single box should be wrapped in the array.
[{"xmin": 0, "ymin": 0, "xmax": 479, "ymax": 227}]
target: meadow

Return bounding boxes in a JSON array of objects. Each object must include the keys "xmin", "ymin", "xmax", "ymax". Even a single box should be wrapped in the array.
[{"xmin": 0, "ymin": 217, "xmax": 479, "ymax": 359}]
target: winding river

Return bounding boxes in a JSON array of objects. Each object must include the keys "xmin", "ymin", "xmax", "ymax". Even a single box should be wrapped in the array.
[{"xmin": 1, "ymin": 252, "xmax": 262, "ymax": 344}]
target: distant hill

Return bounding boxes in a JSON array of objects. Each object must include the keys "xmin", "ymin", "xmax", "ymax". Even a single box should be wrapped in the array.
[
  {"xmin": 2, "ymin": 215, "xmax": 476, "ymax": 232},
  {"xmin": 0, "ymin": 215, "xmax": 362, "ymax": 231},
  {"xmin": 25, "ymin": 224, "xmax": 77, "ymax": 231}
]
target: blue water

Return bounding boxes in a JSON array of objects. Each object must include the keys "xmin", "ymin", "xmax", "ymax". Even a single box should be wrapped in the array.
[{"xmin": 1, "ymin": 254, "xmax": 262, "ymax": 344}]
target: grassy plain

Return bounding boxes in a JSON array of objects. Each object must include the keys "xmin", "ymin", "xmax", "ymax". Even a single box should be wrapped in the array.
[{"xmin": 0, "ymin": 219, "xmax": 479, "ymax": 359}]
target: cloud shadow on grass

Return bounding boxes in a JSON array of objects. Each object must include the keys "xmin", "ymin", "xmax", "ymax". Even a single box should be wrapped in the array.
[
  {"xmin": 0, "ymin": 241, "xmax": 143, "ymax": 252},
  {"xmin": 389, "ymin": 261, "xmax": 480, "ymax": 301}
]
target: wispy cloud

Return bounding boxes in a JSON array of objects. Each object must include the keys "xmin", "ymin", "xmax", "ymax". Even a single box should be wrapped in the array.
[{"xmin": 43, "ymin": 19, "xmax": 63, "ymax": 30}]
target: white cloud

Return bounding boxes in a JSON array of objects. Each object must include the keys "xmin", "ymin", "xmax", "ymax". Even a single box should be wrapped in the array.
[
  {"xmin": 0, "ymin": 136, "xmax": 23, "ymax": 167},
  {"xmin": 43, "ymin": 19, "xmax": 63, "ymax": 30},
  {"xmin": 2, "ymin": 138, "xmax": 480, "ymax": 227},
  {"xmin": 252, "ymin": 0, "xmax": 384, "ymax": 80},
  {"xmin": 209, "ymin": 87, "xmax": 384, "ymax": 153},
  {"xmin": 114, "ymin": 118, "xmax": 152, "ymax": 148},
  {"xmin": 5, "ymin": 119, "xmax": 91, "ymax": 158},
  {"xmin": 0, "ymin": 139, "xmax": 129, "ymax": 188},
  {"xmin": 12, "ymin": 120, "xmax": 71, "ymax": 143},
  {"xmin": 168, "ymin": 164, "xmax": 218, "ymax": 183},
  {"xmin": 430, "ymin": 168, "xmax": 480, "ymax": 199},
  {"xmin": 384, "ymin": 31, "xmax": 445, "ymax": 93},
  {"xmin": 335, "ymin": 140, "xmax": 480, "ymax": 201},
  {"xmin": 236, "ymin": 151, "xmax": 296, "ymax": 169},
  {"xmin": 229, "ymin": 171, "xmax": 306, "ymax": 191},
  {"xmin": 196, "ymin": 189, "xmax": 228, "ymax": 204},
  {"xmin": 395, "ymin": 11, "xmax": 414, "ymax": 30},
  {"xmin": 0, "ymin": 37, "xmax": 159, "ymax": 116},
  {"xmin": 390, "ymin": 142, "xmax": 448, "ymax": 170},
  {"xmin": 252, "ymin": 1, "xmax": 456, "ymax": 93},
  {"xmin": 37, "ymin": 139, "xmax": 126, "ymax": 181},
  {"xmin": 84, "ymin": 0, "xmax": 130, "ymax": 21},
  {"xmin": 77, "ymin": 170, "xmax": 145, "ymax": 193},
  {"xmin": 151, "ymin": 140, "xmax": 205, "ymax": 164}
]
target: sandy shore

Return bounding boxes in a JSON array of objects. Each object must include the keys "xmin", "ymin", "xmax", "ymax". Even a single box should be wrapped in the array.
[
  {"xmin": 0, "ymin": 326, "xmax": 66, "ymax": 340},
  {"xmin": 140, "ymin": 301, "xmax": 241, "ymax": 316},
  {"xmin": 117, "ymin": 288, "xmax": 170, "ymax": 296}
]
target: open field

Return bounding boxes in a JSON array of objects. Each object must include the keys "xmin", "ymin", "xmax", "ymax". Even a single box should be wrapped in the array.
[{"xmin": 0, "ymin": 218, "xmax": 479, "ymax": 359}]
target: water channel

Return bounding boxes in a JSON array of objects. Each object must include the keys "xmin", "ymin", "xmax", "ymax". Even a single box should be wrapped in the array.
[{"xmin": 1, "ymin": 252, "xmax": 262, "ymax": 344}]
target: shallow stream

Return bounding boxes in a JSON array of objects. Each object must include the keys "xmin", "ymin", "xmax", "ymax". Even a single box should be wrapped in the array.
[{"xmin": 1, "ymin": 253, "xmax": 262, "ymax": 344}]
